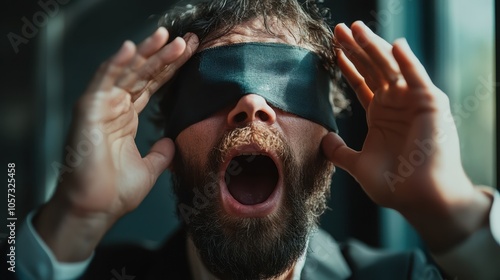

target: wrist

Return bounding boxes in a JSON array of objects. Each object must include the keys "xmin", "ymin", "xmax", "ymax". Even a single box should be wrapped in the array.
[
  {"xmin": 400, "ymin": 187, "xmax": 492, "ymax": 253},
  {"xmin": 33, "ymin": 193, "xmax": 116, "ymax": 262}
]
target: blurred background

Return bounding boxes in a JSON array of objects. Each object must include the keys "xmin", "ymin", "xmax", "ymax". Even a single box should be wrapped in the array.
[{"xmin": 1, "ymin": 0, "xmax": 497, "ymax": 255}]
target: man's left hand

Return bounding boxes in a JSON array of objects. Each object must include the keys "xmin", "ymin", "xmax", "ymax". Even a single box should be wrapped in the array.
[{"xmin": 321, "ymin": 21, "xmax": 492, "ymax": 252}]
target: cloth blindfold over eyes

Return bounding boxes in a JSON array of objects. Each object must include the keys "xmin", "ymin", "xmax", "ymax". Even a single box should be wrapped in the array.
[{"xmin": 162, "ymin": 42, "xmax": 338, "ymax": 139}]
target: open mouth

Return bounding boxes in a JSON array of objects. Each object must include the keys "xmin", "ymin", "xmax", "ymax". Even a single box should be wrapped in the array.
[
  {"xmin": 226, "ymin": 154, "xmax": 279, "ymax": 205},
  {"xmin": 220, "ymin": 145, "xmax": 283, "ymax": 217}
]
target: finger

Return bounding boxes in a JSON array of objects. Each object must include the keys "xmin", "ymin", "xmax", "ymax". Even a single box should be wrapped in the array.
[
  {"xmin": 98, "ymin": 93, "xmax": 136, "ymax": 137},
  {"xmin": 140, "ymin": 33, "xmax": 199, "ymax": 82},
  {"xmin": 132, "ymin": 33, "xmax": 200, "ymax": 112},
  {"xmin": 115, "ymin": 36, "xmax": 187, "ymax": 95},
  {"xmin": 143, "ymin": 138, "xmax": 175, "ymax": 185},
  {"xmin": 121, "ymin": 27, "xmax": 169, "ymax": 73},
  {"xmin": 392, "ymin": 38, "xmax": 433, "ymax": 88},
  {"xmin": 86, "ymin": 41, "xmax": 136, "ymax": 93},
  {"xmin": 337, "ymin": 49, "xmax": 373, "ymax": 110},
  {"xmin": 321, "ymin": 132, "xmax": 360, "ymax": 176},
  {"xmin": 335, "ymin": 23, "xmax": 385, "ymax": 91},
  {"xmin": 137, "ymin": 27, "xmax": 169, "ymax": 58},
  {"xmin": 151, "ymin": 32, "xmax": 199, "ymax": 85},
  {"xmin": 123, "ymin": 27, "xmax": 170, "ymax": 73},
  {"xmin": 339, "ymin": 47, "xmax": 379, "ymax": 90},
  {"xmin": 351, "ymin": 21, "xmax": 402, "ymax": 84}
]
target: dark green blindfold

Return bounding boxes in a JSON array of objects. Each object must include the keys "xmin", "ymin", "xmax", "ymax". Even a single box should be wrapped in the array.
[{"xmin": 162, "ymin": 42, "xmax": 338, "ymax": 139}]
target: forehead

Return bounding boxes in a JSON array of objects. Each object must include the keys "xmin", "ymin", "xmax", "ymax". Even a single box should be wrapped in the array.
[{"xmin": 200, "ymin": 17, "xmax": 313, "ymax": 51}]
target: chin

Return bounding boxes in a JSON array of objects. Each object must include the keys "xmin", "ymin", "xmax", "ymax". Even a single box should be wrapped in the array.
[{"xmin": 172, "ymin": 123, "xmax": 334, "ymax": 280}]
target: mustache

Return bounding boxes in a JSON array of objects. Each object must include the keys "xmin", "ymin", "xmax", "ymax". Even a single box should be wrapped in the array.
[
  {"xmin": 172, "ymin": 121, "xmax": 335, "ymax": 280},
  {"xmin": 212, "ymin": 122, "xmax": 288, "ymax": 165}
]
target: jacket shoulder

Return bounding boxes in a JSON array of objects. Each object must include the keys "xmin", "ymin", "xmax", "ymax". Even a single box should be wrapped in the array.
[
  {"xmin": 341, "ymin": 238, "xmax": 442, "ymax": 280},
  {"xmin": 82, "ymin": 227, "xmax": 192, "ymax": 280},
  {"xmin": 301, "ymin": 229, "xmax": 442, "ymax": 280}
]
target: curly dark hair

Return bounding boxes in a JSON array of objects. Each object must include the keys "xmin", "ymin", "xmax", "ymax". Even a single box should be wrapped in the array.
[{"xmin": 156, "ymin": 0, "xmax": 349, "ymax": 128}]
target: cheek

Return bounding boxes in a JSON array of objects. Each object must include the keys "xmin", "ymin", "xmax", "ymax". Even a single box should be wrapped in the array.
[
  {"xmin": 278, "ymin": 116, "xmax": 328, "ymax": 160},
  {"xmin": 175, "ymin": 115, "xmax": 227, "ymax": 167}
]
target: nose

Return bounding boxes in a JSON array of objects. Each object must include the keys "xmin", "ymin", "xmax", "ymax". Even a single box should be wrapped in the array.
[{"xmin": 227, "ymin": 94, "xmax": 277, "ymax": 127}]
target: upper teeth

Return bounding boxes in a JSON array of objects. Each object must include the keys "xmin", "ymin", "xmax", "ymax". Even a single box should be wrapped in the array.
[{"xmin": 239, "ymin": 152, "xmax": 264, "ymax": 156}]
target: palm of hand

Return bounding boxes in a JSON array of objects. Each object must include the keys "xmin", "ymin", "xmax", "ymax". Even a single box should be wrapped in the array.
[
  {"xmin": 57, "ymin": 29, "xmax": 199, "ymax": 218},
  {"xmin": 322, "ymin": 22, "xmax": 471, "ymax": 212}
]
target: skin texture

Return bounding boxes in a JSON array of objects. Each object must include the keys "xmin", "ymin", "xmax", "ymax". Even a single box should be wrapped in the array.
[
  {"xmin": 33, "ymin": 17, "xmax": 492, "ymax": 280},
  {"xmin": 176, "ymin": 18, "xmax": 328, "ymax": 181},
  {"xmin": 34, "ymin": 28, "xmax": 200, "ymax": 262},
  {"xmin": 324, "ymin": 22, "xmax": 491, "ymax": 252}
]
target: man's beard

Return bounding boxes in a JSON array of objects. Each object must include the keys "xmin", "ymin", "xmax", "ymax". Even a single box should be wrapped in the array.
[{"xmin": 172, "ymin": 123, "xmax": 334, "ymax": 280}]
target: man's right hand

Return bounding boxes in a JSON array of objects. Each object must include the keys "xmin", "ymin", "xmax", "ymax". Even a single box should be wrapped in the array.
[{"xmin": 33, "ymin": 27, "xmax": 199, "ymax": 262}]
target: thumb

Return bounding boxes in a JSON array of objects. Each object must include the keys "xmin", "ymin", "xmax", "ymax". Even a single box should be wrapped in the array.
[
  {"xmin": 321, "ymin": 132, "xmax": 360, "ymax": 175},
  {"xmin": 143, "ymin": 137, "xmax": 175, "ymax": 183}
]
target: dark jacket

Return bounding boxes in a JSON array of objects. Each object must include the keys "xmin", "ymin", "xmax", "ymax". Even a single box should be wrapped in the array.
[{"xmin": 2, "ymin": 227, "xmax": 442, "ymax": 280}]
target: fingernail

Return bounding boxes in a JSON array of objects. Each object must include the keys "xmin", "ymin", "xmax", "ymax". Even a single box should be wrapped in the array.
[
  {"xmin": 118, "ymin": 40, "xmax": 131, "ymax": 52},
  {"xmin": 184, "ymin": 32, "xmax": 199, "ymax": 46},
  {"xmin": 112, "ymin": 40, "xmax": 133, "ymax": 62},
  {"xmin": 358, "ymin": 21, "xmax": 373, "ymax": 33},
  {"xmin": 183, "ymin": 32, "xmax": 192, "ymax": 41},
  {"xmin": 396, "ymin": 37, "xmax": 411, "ymax": 51}
]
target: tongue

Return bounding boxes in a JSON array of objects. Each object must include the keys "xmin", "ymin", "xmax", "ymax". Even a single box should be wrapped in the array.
[{"xmin": 226, "ymin": 155, "xmax": 279, "ymax": 205}]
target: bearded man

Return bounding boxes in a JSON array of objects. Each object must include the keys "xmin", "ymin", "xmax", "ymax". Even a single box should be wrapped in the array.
[{"xmin": 6, "ymin": 0, "xmax": 500, "ymax": 280}]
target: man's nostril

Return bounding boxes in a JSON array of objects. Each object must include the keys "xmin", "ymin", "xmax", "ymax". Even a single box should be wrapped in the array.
[
  {"xmin": 234, "ymin": 112, "xmax": 247, "ymax": 123},
  {"xmin": 256, "ymin": 111, "xmax": 269, "ymax": 122}
]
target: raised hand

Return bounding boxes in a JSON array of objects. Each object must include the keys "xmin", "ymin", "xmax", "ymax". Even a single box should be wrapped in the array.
[
  {"xmin": 321, "ymin": 21, "xmax": 491, "ymax": 252},
  {"xmin": 34, "ymin": 28, "xmax": 199, "ymax": 261}
]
